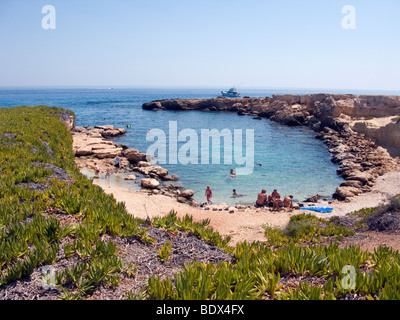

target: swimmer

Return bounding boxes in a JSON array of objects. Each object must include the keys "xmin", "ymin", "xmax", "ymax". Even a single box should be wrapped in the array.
[{"xmin": 233, "ymin": 189, "xmax": 244, "ymax": 197}]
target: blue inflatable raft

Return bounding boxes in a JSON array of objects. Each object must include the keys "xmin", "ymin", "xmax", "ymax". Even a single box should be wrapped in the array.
[{"xmin": 300, "ymin": 206, "xmax": 333, "ymax": 213}]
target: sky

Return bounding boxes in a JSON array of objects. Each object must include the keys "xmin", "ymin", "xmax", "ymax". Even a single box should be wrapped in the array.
[{"xmin": 0, "ymin": 0, "xmax": 399, "ymax": 90}]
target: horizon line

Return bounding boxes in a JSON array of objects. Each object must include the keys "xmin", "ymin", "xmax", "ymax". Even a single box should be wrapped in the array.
[{"xmin": 0, "ymin": 85, "xmax": 399, "ymax": 93}]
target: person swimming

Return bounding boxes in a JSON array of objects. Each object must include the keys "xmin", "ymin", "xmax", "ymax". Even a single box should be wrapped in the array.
[
  {"xmin": 233, "ymin": 189, "xmax": 244, "ymax": 197},
  {"xmin": 230, "ymin": 169, "xmax": 236, "ymax": 179}
]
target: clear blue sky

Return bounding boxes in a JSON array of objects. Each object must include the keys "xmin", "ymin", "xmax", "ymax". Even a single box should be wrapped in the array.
[{"xmin": 0, "ymin": 0, "xmax": 399, "ymax": 90}]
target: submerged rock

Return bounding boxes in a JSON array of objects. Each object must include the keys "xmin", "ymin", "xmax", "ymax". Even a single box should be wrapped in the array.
[{"xmin": 124, "ymin": 175, "xmax": 136, "ymax": 180}]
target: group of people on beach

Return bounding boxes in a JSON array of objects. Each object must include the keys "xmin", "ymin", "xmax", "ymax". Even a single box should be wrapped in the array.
[
  {"xmin": 256, "ymin": 189, "xmax": 293, "ymax": 211},
  {"xmin": 204, "ymin": 168, "xmax": 293, "ymax": 212}
]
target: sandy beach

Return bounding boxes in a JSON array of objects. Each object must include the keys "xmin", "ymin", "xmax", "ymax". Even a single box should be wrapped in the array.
[{"xmin": 93, "ymin": 170, "xmax": 400, "ymax": 246}]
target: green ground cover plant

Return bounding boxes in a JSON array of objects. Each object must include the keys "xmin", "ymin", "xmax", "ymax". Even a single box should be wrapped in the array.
[
  {"xmin": 2, "ymin": 105, "xmax": 400, "ymax": 301},
  {"xmin": 262, "ymin": 213, "xmax": 355, "ymax": 246},
  {"xmin": 0, "ymin": 106, "xmax": 148, "ymax": 297}
]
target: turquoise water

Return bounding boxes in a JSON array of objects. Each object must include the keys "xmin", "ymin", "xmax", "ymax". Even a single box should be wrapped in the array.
[{"xmin": 3, "ymin": 87, "xmax": 394, "ymax": 206}]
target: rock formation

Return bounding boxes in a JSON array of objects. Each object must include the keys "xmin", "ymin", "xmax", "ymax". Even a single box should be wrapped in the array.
[
  {"xmin": 72, "ymin": 125, "xmax": 197, "ymax": 204},
  {"xmin": 143, "ymin": 94, "xmax": 400, "ymax": 201}
]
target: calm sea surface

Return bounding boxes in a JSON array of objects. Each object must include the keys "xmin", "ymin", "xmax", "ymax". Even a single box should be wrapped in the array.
[{"xmin": 2, "ymin": 87, "xmax": 398, "ymax": 206}]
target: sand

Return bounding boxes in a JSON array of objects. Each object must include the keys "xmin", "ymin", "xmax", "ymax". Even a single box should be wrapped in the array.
[{"xmin": 92, "ymin": 170, "xmax": 400, "ymax": 246}]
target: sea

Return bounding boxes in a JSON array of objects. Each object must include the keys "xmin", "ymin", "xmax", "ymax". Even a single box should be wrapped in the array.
[{"xmin": 2, "ymin": 87, "xmax": 399, "ymax": 206}]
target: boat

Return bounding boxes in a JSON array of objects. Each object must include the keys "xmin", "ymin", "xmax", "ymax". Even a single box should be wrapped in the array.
[{"xmin": 221, "ymin": 87, "xmax": 241, "ymax": 97}]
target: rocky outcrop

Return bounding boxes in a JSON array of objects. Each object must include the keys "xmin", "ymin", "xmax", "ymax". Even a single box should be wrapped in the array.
[
  {"xmin": 315, "ymin": 126, "xmax": 399, "ymax": 200},
  {"xmin": 94, "ymin": 125, "xmax": 127, "ymax": 138},
  {"xmin": 143, "ymin": 94, "xmax": 400, "ymax": 127},
  {"xmin": 351, "ymin": 118, "xmax": 400, "ymax": 157},
  {"xmin": 73, "ymin": 125, "xmax": 186, "ymax": 203},
  {"xmin": 72, "ymin": 126, "xmax": 129, "ymax": 173},
  {"xmin": 123, "ymin": 148, "xmax": 151, "ymax": 164},
  {"xmin": 73, "ymin": 126, "xmax": 125, "ymax": 159}
]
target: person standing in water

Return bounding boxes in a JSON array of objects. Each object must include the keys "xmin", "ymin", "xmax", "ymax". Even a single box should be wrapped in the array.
[
  {"xmin": 94, "ymin": 163, "xmax": 100, "ymax": 178},
  {"xmin": 113, "ymin": 156, "xmax": 121, "ymax": 173},
  {"xmin": 205, "ymin": 186, "xmax": 213, "ymax": 204}
]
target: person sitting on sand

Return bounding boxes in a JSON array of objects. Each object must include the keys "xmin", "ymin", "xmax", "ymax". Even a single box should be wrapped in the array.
[
  {"xmin": 268, "ymin": 189, "xmax": 280, "ymax": 207},
  {"xmin": 267, "ymin": 194, "xmax": 274, "ymax": 207},
  {"xmin": 271, "ymin": 189, "xmax": 280, "ymax": 199},
  {"xmin": 272, "ymin": 196, "xmax": 284, "ymax": 211},
  {"xmin": 255, "ymin": 189, "xmax": 268, "ymax": 208},
  {"xmin": 283, "ymin": 195, "xmax": 294, "ymax": 209},
  {"xmin": 205, "ymin": 186, "xmax": 213, "ymax": 204}
]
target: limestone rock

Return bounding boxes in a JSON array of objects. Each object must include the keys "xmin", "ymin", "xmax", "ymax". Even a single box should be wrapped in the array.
[
  {"xmin": 162, "ymin": 174, "xmax": 179, "ymax": 181},
  {"xmin": 137, "ymin": 161, "xmax": 152, "ymax": 167},
  {"xmin": 177, "ymin": 197, "xmax": 187, "ymax": 203},
  {"xmin": 180, "ymin": 189, "xmax": 195, "ymax": 199},
  {"xmin": 74, "ymin": 146, "xmax": 93, "ymax": 156},
  {"xmin": 347, "ymin": 171, "xmax": 373, "ymax": 183},
  {"xmin": 334, "ymin": 186, "xmax": 362, "ymax": 199},
  {"xmin": 340, "ymin": 180, "xmax": 363, "ymax": 188},
  {"xmin": 124, "ymin": 175, "xmax": 136, "ymax": 180},
  {"xmin": 124, "ymin": 148, "xmax": 151, "ymax": 164},
  {"xmin": 135, "ymin": 165, "xmax": 168, "ymax": 177},
  {"xmin": 141, "ymin": 178, "xmax": 159, "ymax": 189},
  {"xmin": 92, "ymin": 147, "xmax": 123, "ymax": 159}
]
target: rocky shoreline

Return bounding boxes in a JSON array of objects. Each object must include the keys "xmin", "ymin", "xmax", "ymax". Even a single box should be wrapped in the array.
[
  {"xmin": 143, "ymin": 94, "xmax": 400, "ymax": 202},
  {"xmin": 72, "ymin": 125, "xmax": 198, "ymax": 206},
  {"xmin": 71, "ymin": 93, "xmax": 400, "ymax": 209}
]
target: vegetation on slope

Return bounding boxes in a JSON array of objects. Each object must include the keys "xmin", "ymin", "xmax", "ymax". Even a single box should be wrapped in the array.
[
  {"xmin": 1, "ymin": 105, "xmax": 400, "ymax": 301},
  {"xmin": 0, "ymin": 106, "xmax": 150, "ymax": 298}
]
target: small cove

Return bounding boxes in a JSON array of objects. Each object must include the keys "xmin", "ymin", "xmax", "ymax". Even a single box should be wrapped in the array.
[{"xmin": 0, "ymin": 87, "xmax": 345, "ymax": 206}]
